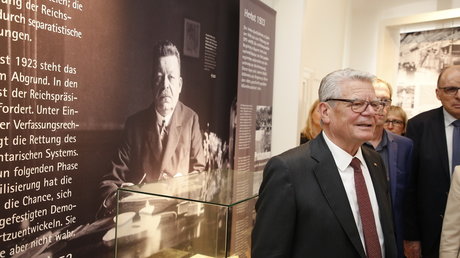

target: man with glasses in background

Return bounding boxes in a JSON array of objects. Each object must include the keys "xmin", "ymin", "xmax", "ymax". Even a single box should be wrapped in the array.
[
  {"xmin": 365, "ymin": 78, "xmax": 413, "ymax": 258},
  {"xmin": 252, "ymin": 68, "xmax": 397, "ymax": 258},
  {"xmin": 404, "ymin": 65, "xmax": 460, "ymax": 258}
]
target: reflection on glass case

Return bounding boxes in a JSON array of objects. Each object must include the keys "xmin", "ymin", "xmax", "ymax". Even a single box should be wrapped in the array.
[{"xmin": 109, "ymin": 169, "xmax": 261, "ymax": 258}]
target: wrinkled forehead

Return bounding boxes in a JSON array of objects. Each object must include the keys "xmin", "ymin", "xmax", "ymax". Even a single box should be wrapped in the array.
[
  {"xmin": 339, "ymin": 79, "xmax": 375, "ymax": 98},
  {"xmin": 154, "ymin": 55, "xmax": 181, "ymax": 73}
]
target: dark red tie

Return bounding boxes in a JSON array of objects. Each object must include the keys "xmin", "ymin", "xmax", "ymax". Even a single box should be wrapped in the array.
[{"xmin": 350, "ymin": 157, "xmax": 382, "ymax": 258}]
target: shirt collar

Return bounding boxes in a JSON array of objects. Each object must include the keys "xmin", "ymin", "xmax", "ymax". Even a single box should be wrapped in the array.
[
  {"xmin": 322, "ymin": 131, "xmax": 366, "ymax": 171},
  {"xmin": 364, "ymin": 130, "xmax": 389, "ymax": 151},
  {"xmin": 156, "ymin": 109, "xmax": 173, "ymax": 127},
  {"xmin": 443, "ymin": 108, "xmax": 457, "ymax": 128}
]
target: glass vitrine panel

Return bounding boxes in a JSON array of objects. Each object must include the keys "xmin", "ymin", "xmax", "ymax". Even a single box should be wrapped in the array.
[{"xmin": 112, "ymin": 170, "xmax": 261, "ymax": 258}]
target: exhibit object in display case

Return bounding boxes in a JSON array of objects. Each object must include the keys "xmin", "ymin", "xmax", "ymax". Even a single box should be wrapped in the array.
[{"xmin": 107, "ymin": 169, "xmax": 261, "ymax": 258}]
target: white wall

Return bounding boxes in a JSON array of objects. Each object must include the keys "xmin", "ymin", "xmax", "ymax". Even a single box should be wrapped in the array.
[
  {"xmin": 301, "ymin": 0, "xmax": 350, "ymax": 77},
  {"xmin": 346, "ymin": 0, "xmax": 459, "ymax": 74},
  {"xmin": 297, "ymin": 0, "xmax": 351, "ymax": 138}
]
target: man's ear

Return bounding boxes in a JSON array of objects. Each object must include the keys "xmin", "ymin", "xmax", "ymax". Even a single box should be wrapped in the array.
[
  {"xmin": 435, "ymin": 88, "xmax": 441, "ymax": 101},
  {"xmin": 318, "ymin": 102, "xmax": 330, "ymax": 124}
]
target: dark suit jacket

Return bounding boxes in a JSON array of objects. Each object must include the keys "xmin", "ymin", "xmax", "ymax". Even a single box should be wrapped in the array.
[
  {"xmin": 405, "ymin": 107, "xmax": 451, "ymax": 258},
  {"xmin": 99, "ymin": 101, "xmax": 205, "ymax": 212},
  {"xmin": 251, "ymin": 134, "xmax": 397, "ymax": 258},
  {"xmin": 385, "ymin": 131, "xmax": 414, "ymax": 257}
]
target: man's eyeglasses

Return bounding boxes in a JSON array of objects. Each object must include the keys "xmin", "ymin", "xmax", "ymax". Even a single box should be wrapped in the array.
[
  {"xmin": 385, "ymin": 119, "xmax": 404, "ymax": 126},
  {"xmin": 438, "ymin": 86, "xmax": 460, "ymax": 96},
  {"xmin": 325, "ymin": 98, "xmax": 386, "ymax": 113}
]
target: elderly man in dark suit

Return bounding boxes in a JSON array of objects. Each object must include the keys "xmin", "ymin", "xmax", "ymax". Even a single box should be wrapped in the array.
[
  {"xmin": 99, "ymin": 40, "xmax": 205, "ymax": 214},
  {"xmin": 252, "ymin": 68, "xmax": 397, "ymax": 258},
  {"xmin": 404, "ymin": 65, "xmax": 460, "ymax": 258}
]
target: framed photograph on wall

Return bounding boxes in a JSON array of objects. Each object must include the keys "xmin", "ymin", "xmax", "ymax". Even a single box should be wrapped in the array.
[
  {"xmin": 376, "ymin": 9, "xmax": 460, "ymax": 118},
  {"xmin": 396, "ymin": 27, "xmax": 460, "ymax": 117},
  {"xmin": 184, "ymin": 18, "xmax": 201, "ymax": 58}
]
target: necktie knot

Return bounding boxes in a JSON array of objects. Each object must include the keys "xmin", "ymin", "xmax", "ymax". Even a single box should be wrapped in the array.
[
  {"xmin": 452, "ymin": 120, "xmax": 460, "ymax": 128},
  {"xmin": 350, "ymin": 157, "xmax": 361, "ymax": 172}
]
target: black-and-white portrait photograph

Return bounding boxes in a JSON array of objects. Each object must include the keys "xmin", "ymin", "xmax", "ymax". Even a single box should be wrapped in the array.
[
  {"xmin": 98, "ymin": 40, "xmax": 207, "ymax": 216},
  {"xmin": 87, "ymin": 0, "xmax": 241, "ymax": 256}
]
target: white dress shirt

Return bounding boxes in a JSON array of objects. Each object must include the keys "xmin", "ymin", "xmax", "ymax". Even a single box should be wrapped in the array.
[
  {"xmin": 323, "ymin": 132, "xmax": 385, "ymax": 257},
  {"xmin": 156, "ymin": 109, "xmax": 174, "ymax": 127},
  {"xmin": 443, "ymin": 108, "xmax": 457, "ymax": 175}
]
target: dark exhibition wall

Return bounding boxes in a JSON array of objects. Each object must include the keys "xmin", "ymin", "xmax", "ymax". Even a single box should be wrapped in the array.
[{"xmin": 0, "ymin": 0, "xmax": 274, "ymax": 256}]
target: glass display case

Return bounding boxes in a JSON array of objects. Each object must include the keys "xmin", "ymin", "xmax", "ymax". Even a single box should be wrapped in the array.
[{"xmin": 108, "ymin": 169, "xmax": 262, "ymax": 258}]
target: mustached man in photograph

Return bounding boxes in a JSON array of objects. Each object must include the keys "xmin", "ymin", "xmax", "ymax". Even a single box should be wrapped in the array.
[{"xmin": 98, "ymin": 40, "xmax": 205, "ymax": 216}]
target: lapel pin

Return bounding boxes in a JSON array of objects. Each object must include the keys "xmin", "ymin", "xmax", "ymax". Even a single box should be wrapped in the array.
[{"xmin": 373, "ymin": 162, "xmax": 378, "ymax": 167}]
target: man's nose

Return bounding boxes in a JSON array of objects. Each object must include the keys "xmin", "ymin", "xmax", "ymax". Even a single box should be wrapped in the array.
[{"xmin": 158, "ymin": 77, "xmax": 170, "ymax": 90}]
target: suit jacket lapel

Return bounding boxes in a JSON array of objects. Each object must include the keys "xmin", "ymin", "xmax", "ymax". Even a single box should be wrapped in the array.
[
  {"xmin": 386, "ymin": 132, "xmax": 398, "ymax": 202},
  {"xmin": 433, "ymin": 107, "xmax": 450, "ymax": 182},
  {"xmin": 141, "ymin": 105, "xmax": 163, "ymax": 181},
  {"xmin": 161, "ymin": 102, "xmax": 183, "ymax": 172},
  {"xmin": 311, "ymin": 136, "xmax": 367, "ymax": 258}
]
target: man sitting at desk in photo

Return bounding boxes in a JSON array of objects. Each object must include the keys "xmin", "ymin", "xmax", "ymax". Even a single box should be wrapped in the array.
[{"xmin": 98, "ymin": 40, "xmax": 206, "ymax": 216}]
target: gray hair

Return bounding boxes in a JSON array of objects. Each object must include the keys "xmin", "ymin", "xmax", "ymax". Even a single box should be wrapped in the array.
[{"xmin": 318, "ymin": 68, "xmax": 375, "ymax": 103}]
